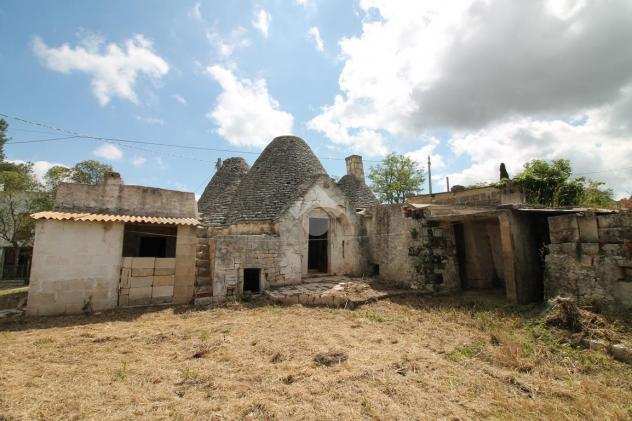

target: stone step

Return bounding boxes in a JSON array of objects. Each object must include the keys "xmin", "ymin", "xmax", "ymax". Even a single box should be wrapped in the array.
[
  {"xmin": 195, "ymin": 259, "xmax": 210, "ymax": 267},
  {"xmin": 194, "ymin": 296, "xmax": 213, "ymax": 306},
  {"xmin": 196, "ymin": 276, "xmax": 212, "ymax": 286},
  {"xmin": 194, "ymin": 285, "xmax": 213, "ymax": 296}
]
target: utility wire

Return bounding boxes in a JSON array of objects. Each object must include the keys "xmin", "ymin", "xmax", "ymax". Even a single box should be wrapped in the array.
[{"xmin": 1, "ymin": 112, "xmax": 382, "ymax": 162}]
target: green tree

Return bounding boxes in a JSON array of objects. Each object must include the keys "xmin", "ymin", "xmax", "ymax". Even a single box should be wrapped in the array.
[
  {"xmin": 0, "ymin": 163, "xmax": 52, "ymax": 278},
  {"xmin": 368, "ymin": 154, "xmax": 425, "ymax": 203},
  {"xmin": 513, "ymin": 159, "xmax": 614, "ymax": 207},
  {"xmin": 44, "ymin": 160, "xmax": 114, "ymax": 190},
  {"xmin": 581, "ymin": 180, "xmax": 615, "ymax": 208},
  {"xmin": 0, "ymin": 118, "xmax": 8, "ymax": 162}
]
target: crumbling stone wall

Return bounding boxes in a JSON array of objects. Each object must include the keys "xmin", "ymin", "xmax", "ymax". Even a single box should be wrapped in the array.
[
  {"xmin": 212, "ymin": 234, "xmax": 283, "ymax": 298},
  {"xmin": 545, "ymin": 212, "xmax": 632, "ymax": 312},
  {"xmin": 364, "ymin": 204, "xmax": 459, "ymax": 293}
]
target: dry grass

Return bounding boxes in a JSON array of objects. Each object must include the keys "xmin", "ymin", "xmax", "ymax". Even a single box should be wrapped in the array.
[{"xmin": 1, "ymin": 292, "xmax": 631, "ymax": 420}]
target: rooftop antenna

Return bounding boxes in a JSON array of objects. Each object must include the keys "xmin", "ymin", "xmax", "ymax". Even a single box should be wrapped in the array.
[{"xmin": 427, "ymin": 155, "xmax": 432, "ymax": 195}]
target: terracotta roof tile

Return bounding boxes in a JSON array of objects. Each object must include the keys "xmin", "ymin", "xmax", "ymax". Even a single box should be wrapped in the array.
[{"xmin": 31, "ymin": 211, "xmax": 198, "ymax": 226}]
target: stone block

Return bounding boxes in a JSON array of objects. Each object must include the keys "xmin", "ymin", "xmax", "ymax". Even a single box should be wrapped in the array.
[
  {"xmin": 122, "ymin": 257, "xmax": 133, "ymax": 268},
  {"xmin": 549, "ymin": 215, "xmax": 579, "ymax": 244},
  {"xmin": 128, "ymin": 297, "xmax": 151, "ymax": 307},
  {"xmin": 597, "ymin": 214, "xmax": 622, "ymax": 229},
  {"xmin": 174, "ymin": 274, "xmax": 195, "ymax": 288},
  {"xmin": 132, "ymin": 267, "xmax": 154, "ymax": 277},
  {"xmin": 579, "ymin": 243, "xmax": 599, "ymax": 256},
  {"xmin": 131, "ymin": 257, "xmax": 155, "ymax": 269},
  {"xmin": 154, "ymin": 267, "xmax": 175, "ymax": 276},
  {"xmin": 577, "ymin": 215, "xmax": 599, "ymax": 242},
  {"xmin": 548, "ymin": 242, "xmax": 578, "ymax": 255},
  {"xmin": 173, "ymin": 286, "xmax": 194, "ymax": 304},
  {"xmin": 601, "ymin": 244, "xmax": 625, "ymax": 256},
  {"xmin": 129, "ymin": 276, "xmax": 153, "ymax": 288},
  {"xmin": 152, "ymin": 285, "xmax": 174, "ymax": 298},
  {"xmin": 154, "ymin": 275, "xmax": 175, "ymax": 286},
  {"xmin": 129, "ymin": 286, "xmax": 152, "ymax": 300},
  {"xmin": 155, "ymin": 258, "xmax": 176, "ymax": 269},
  {"xmin": 120, "ymin": 268, "xmax": 131, "ymax": 288},
  {"xmin": 599, "ymin": 228, "xmax": 626, "ymax": 244},
  {"xmin": 118, "ymin": 294, "xmax": 129, "ymax": 307}
]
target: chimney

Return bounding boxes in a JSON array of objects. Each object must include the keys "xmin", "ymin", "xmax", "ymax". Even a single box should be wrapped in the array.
[{"xmin": 345, "ymin": 155, "xmax": 365, "ymax": 182}]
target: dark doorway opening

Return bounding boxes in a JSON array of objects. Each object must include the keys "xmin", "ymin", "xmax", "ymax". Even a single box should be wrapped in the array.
[
  {"xmin": 123, "ymin": 224, "xmax": 177, "ymax": 257},
  {"xmin": 308, "ymin": 217, "xmax": 328, "ymax": 273},
  {"xmin": 243, "ymin": 268, "xmax": 261, "ymax": 293}
]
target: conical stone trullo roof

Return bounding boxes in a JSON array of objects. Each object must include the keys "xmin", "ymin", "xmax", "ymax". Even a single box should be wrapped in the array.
[
  {"xmin": 198, "ymin": 157, "xmax": 249, "ymax": 227},
  {"xmin": 337, "ymin": 174, "xmax": 378, "ymax": 210},
  {"xmin": 226, "ymin": 136, "xmax": 327, "ymax": 224}
]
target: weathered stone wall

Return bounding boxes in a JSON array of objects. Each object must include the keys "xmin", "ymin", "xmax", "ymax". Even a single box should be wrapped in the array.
[
  {"xmin": 364, "ymin": 204, "xmax": 459, "ymax": 293},
  {"xmin": 27, "ymin": 220, "xmax": 124, "ymax": 316},
  {"xmin": 55, "ymin": 174, "xmax": 196, "ymax": 218},
  {"xmin": 407, "ymin": 183, "xmax": 524, "ymax": 207},
  {"xmin": 212, "ymin": 234, "xmax": 283, "ymax": 298},
  {"xmin": 545, "ymin": 212, "xmax": 632, "ymax": 311}
]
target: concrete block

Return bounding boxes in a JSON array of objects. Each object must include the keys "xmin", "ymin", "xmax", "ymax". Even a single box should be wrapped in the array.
[
  {"xmin": 174, "ymin": 274, "xmax": 195, "ymax": 288},
  {"xmin": 131, "ymin": 257, "xmax": 155, "ymax": 269},
  {"xmin": 154, "ymin": 267, "xmax": 175, "ymax": 276},
  {"xmin": 129, "ymin": 276, "xmax": 153, "ymax": 288},
  {"xmin": 155, "ymin": 258, "xmax": 176, "ymax": 269},
  {"xmin": 578, "ymin": 215, "xmax": 599, "ymax": 242},
  {"xmin": 132, "ymin": 267, "xmax": 154, "ymax": 277},
  {"xmin": 173, "ymin": 286, "xmax": 194, "ymax": 304},
  {"xmin": 154, "ymin": 275, "xmax": 175, "ymax": 286},
  {"xmin": 152, "ymin": 285, "xmax": 174, "ymax": 298},
  {"xmin": 129, "ymin": 286, "xmax": 152, "ymax": 300}
]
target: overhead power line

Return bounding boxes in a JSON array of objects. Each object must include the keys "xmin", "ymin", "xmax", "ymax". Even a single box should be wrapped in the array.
[{"xmin": 1, "ymin": 112, "xmax": 382, "ymax": 162}]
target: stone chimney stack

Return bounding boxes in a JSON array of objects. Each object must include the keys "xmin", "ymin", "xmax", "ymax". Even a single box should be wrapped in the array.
[{"xmin": 345, "ymin": 155, "xmax": 365, "ymax": 182}]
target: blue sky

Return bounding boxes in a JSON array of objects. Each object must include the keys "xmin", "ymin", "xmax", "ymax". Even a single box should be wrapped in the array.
[{"xmin": 1, "ymin": 1, "xmax": 631, "ymax": 198}]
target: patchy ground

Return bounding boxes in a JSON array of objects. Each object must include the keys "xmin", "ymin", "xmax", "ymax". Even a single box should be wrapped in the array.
[{"xmin": 1, "ymin": 293, "xmax": 631, "ymax": 420}]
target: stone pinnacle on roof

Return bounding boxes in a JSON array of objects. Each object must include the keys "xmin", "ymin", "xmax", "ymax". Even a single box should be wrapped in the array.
[
  {"xmin": 226, "ymin": 135, "xmax": 328, "ymax": 224},
  {"xmin": 198, "ymin": 157, "xmax": 249, "ymax": 227}
]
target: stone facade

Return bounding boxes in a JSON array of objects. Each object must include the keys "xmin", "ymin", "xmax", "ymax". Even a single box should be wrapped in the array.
[{"xmin": 545, "ymin": 212, "xmax": 632, "ymax": 311}]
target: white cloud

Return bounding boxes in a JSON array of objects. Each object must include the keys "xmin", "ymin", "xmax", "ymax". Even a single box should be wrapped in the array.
[
  {"xmin": 308, "ymin": 26, "xmax": 324, "ymax": 52},
  {"xmin": 309, "ymin": 0, "xmax": 632, "ymax": 195},
  {"xmin": 131, "ymin": 156, "xmax": 147, "ymax": 167},
  {"xmin": 135, "ymin": 115, "xmax": 164, "ymax": 125},
  {"xmin": 207, "ymin": 65, "xmax": 294, "ymax": 147},
  {"xmin": 33, "ymin": 34, "xmax": 169, "ymax": 106},
  {"xmin": 8, "ymin": 160, "xmax": 65, "ymax": 183},
  {"xmin": 405, "ymin": 137, "xmax": 445, "ymax": 172},
  {"xmin": 206, "ymin": 26, "xmax": 251, "ymax": 58},
  {"xmin": 93, "ymin": 143, "xmax": 123, "ymax": 161},
  {"xmin": 189, "ymin": 2, "xmax": 203, "ymax": 21},
  {"xmin": 172, "ymin": 94, "xmax": 187, "ymax": 105},
  {"xmin": 252, "ymin": 8, "xmax": 271, "ymax": 38},
  {"xmin": 296, "ymin": 0, "xmax": 312, "ymax": 6}
]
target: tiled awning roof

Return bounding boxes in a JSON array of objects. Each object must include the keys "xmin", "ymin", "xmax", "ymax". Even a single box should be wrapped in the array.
[{"xmin": 31, "ymin": 211, "xmax": 199, "ymax": 226}]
